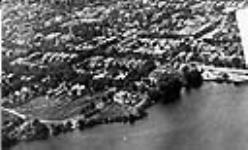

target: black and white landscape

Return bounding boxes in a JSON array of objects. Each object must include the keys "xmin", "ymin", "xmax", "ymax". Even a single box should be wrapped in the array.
[{"xmin": 1, "ymin": 0, "xmax": 248, "ymax": 150}]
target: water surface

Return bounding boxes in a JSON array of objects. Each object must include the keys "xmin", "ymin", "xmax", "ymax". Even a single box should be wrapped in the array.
[{"xmin": 12, "ymin": 83, "xmax": 248, "ymax": 150}]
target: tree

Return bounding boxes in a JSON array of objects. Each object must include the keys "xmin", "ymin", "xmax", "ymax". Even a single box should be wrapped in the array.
[
  {"xmin": 157, "ymin": 70, "xmax": 183, "ymax": 103},
  {"xmin": 182, "ymin": 65, "xmax": 203, "ymax": 88}
]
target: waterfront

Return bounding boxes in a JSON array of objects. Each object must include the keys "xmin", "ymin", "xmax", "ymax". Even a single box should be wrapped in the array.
[{"xmin": 11, "ymin": 83, "xmax": 248, "ymax": 150}]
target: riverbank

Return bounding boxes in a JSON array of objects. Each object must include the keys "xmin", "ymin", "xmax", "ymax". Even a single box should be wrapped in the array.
[
  {"xmin": 2, "ymin": 64, "xmax": 203, "ymax": 149},
  {"xmin": 10, "ymin": 83, "xmax": 248, "ymax": 150},
  {"xmin": 4, "ymin": 62, "xmax": 248, "ymax": 149},
  {"xmin": 200, "ymin": 64, "xmax": 248, "ymax": 84},
  {"xmin": 2, "ymin": 0, "xmax": 248, "ymax": 149},
  {"xmin": 3, "ymin": 62, "xmax": 248, "ymax": 149}
]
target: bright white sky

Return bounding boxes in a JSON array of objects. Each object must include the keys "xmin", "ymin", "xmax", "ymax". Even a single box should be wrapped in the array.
[
  {"xmin": 0, "ymin": 10, "xmax": 2, "ymax": 83},
  {"xmin": 236, "ymin": 7, "xmax": 248, "ymax": 66}
]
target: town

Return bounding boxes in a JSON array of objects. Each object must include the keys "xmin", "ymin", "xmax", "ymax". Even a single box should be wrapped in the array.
[{"xmin": 2, "ymin": 0, "xmax": 248, "ymax": 149}]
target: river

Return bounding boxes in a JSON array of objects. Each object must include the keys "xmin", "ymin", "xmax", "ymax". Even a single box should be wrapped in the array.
[{"xmin": 11, "ymin": 83, "xmax": 248, "ymax": 150}]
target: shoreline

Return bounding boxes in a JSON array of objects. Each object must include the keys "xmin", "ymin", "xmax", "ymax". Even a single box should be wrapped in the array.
[
  {"xmin": 2, "ymin": 0, "xmax": 248, "ymax": 149},
  {"xmin": 3, "ymin": 63, "xmax": 248, "ymax": 149}
]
